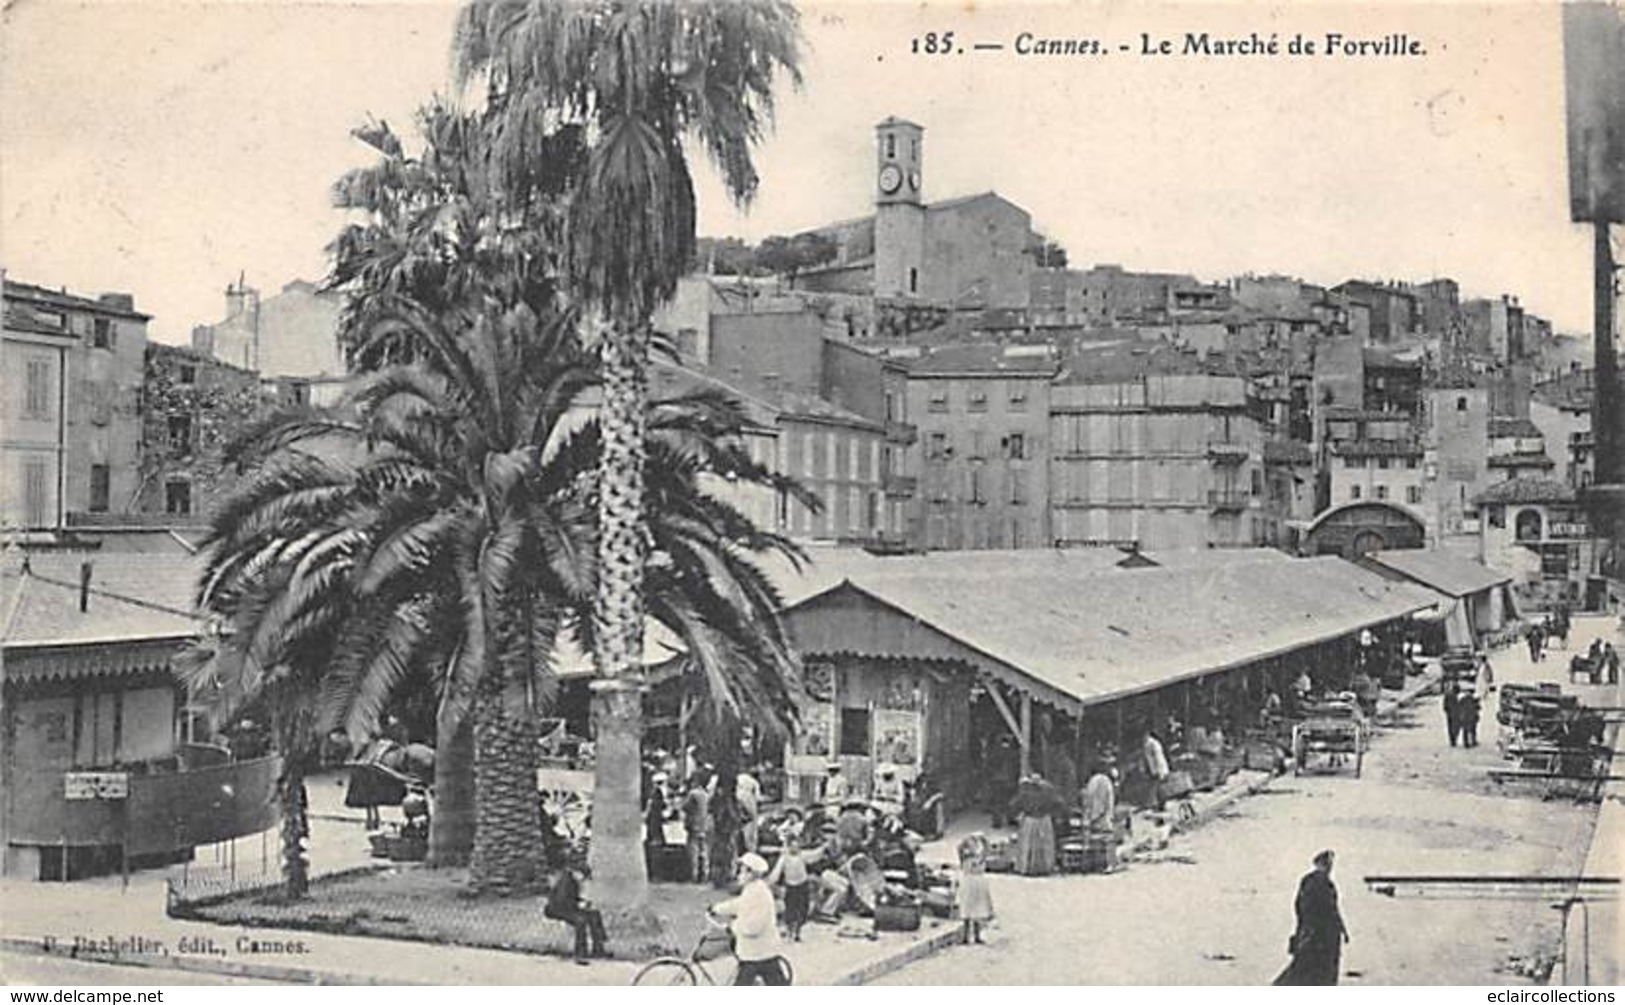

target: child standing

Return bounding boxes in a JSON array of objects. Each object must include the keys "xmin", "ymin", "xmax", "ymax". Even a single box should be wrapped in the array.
[
  {"xmin": 767, "ymin": 821, "xmax": 811, "ymax": 942},
  {"xmin": 956, "ymin": 833, "xmax": 995, "ymax": 945}
]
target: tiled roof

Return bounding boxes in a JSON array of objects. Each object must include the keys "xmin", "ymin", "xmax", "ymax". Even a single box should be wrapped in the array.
[
  {"xmin": 1363, "ymin": 549, "xmax": 1510, "ymax": 598},
  {"xmin": 1056, "ymin": 341, "xmax": 1205, "ymax": 384},
  {"xmin": 783, "ymin": 553, "xmax": 1436, "ymax": 712},
  {"xmin": 1331, "ymin": 439, "xmax": 1424, "ymax": 458},
  {"xmin": 1489, "ymin": 417, "xmax": 1543, "ymax": 439},
  {"xmin": 3, "ymin": 278, "xmax": 150, "ymax": 320},
  {"xmin": 1473, "ymin": 476, "xmax": 1576, "ymax": 505},
  {"xmin": 1486, "ymin": 452, "xmax": 1555, "ymax": 469},
  {"xmin": 1, "ymin": 553, "xmax": 206, "ymax": 649},
  {"xmin": 1264, "ymin": 440, "xmax": 1315, "ymax": 465},
  {"xmin": 912, "ymin": 343, "xmax": 1058, "ymax": 378}
]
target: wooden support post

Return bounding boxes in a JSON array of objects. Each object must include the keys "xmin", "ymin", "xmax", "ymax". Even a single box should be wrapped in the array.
[{"xmin": 1019, "ymin": 692, "xmax": 1033, "ymax": 776}]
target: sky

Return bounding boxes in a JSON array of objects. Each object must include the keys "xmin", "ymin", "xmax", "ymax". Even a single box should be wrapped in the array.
[{"xmin": 0, "ymin": 0, "xmax": 1601, "ymax": 345}]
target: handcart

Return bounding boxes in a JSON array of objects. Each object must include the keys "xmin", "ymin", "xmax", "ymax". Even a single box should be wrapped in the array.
[{"xmin": 1291, "ymin": 699, "xmax": 1367, "ymax": 777}]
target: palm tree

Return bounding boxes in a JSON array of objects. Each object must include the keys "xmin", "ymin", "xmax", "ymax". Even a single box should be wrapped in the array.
[
  {"xmin": 176, "ymin": 464, "xmax": 367, "ymax": 900},
  {"xmin": 453, "ymin": 0, "xmax": 803, "ymax": 914}
]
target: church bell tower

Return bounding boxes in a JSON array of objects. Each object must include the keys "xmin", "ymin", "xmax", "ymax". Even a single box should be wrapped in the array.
[{"xmin": 873, "ymin": 116, "xmax": 926, "ymax": 300}]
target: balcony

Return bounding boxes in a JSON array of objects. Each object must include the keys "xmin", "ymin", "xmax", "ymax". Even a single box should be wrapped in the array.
[
  {"xmin": 1207, "ymin": 441, "xmax": 1250, "ymax": 465},
  {"xmin": 885, "ymin": 421, "xmax": 918, "ymax": 446},
  {"xmin": 1208, "ymin": 489, "xmax": 1249, "ymax": 511},
  {"xmin": 884, "ymin": 473, "xmax": 918, "ymax": 498}
]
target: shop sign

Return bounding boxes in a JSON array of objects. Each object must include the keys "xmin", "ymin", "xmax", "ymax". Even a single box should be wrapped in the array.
[
  {"xmin": 64, "ymin": 772, "xmax": 128, "ymax": 800},
  {"xmin": 1550, "ymin": 521, "xmax": 1590, "ymax": 539}
]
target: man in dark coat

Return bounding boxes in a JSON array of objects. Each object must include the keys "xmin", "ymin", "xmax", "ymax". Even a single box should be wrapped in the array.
[
  {"xmin": 1458, "ymin": 690, "xmax": 1482, "ymax": 748},
  {"xmin": 1442, "ymin": 685, "xmax": 1462, "ymax": 748},
  {"xmin": 544, "ymin": 865, "xmax": 608, "ymax": 964},
  {"xmin": 1274, "ymin": 849, "xmax": 1350, "ymax": 986}
]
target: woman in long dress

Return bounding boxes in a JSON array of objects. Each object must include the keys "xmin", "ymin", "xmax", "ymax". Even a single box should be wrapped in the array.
[{"xmin": 1010, "ymin": 775, "xmax": 1060, "ymax": 876}]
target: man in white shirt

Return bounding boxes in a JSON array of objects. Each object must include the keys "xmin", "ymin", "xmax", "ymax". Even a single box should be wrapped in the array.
[
  {"xmin": 711, "ymin": 853, "xmax": 788, "ymax": 985},
  {"xmin": 1143, "ymin": 732, "xmax": 1170, "ymax": 812}
]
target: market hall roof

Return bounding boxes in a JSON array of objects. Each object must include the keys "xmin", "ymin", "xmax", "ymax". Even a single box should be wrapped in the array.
[
  {"xmin": 1, "ymin": 553, "xmax": 208, "ymax": 687},
  {"xmin": 1361, "ymin": 549, "xmax": 1511, "ymax": 599},
  {"xmin": 1, "ymin": 553, "xmax": 205, "ymax": 650},
  {"xmin": 780, "ymin": 552, "xmax": 1437, "ymax": 714}
]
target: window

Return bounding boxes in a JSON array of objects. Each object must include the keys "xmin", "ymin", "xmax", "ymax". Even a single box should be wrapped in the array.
[
  {"xmin": 1515, "ymin": 508, "xmax": 1543, "ymax": 542},
  {"xmin": 1488, "ymin": 505, "xmax": 1505, "ymax": 529},
  {"xmin": 802, "ymin": 433, "xmax": 815, "ymax": 477},
  {"xmin": 1251, "ymin": 469, "xmax": 1263, "ymax": 497},
  {"xmin": 826, "ymin": 432, "xmax": 838, "ymax": 480},
  {"xmin": 1405, "ymin": 457, "xmax": 1419, "ymax": 470},
  {"xmin": 885, "ymin": 134, "xmax": 896, "ymax": 160},
  {"xmin": 1350, "ymin": 484, "xmax": 1362, "ymax": 500},
  {"xmin": 23, "ymin": 459, "xmax": 48, "ymax": 526},
  {"xmin": 848, "ymin": 487, "xmax": 861, "ymax": 531},
  {"xmin": 968, "ymin": 390, "xmax": 988, "ymax": 413},
  {"xmin": 23, "ymin": 359, "xmax": 51, "ymax": 418},
  {"xmin": 839, "ymin": 707, "xmax": 871, "ymax": 756},
  {"xmin": 848, "ymin": 438, "xmax": 860, "ymax": 480},
  {"xmin": 1456, "ymin": 396, "xmax": 1468, "ymax": 412},
  {"xmin": 927, "ymin": 383, "xmax": 949, "ymax": 413},
  {"xmin": 927, "ymin": 432, "xmax": 949, "ymax": 461},
  {"xmin": 1376, "ymin": 457, "xmax": 1391, "ymax": 470},
  {"xmin": 42, "ymin": 711, "xmax": 68, "ymax": 743},
  {"xmin": 969, "ymin": 469, "xmax": 984, "ymax": 504},
  {"xmin": 1343, "ymin": 457, "xmax": 1363, "ymax": 469},
  {"xmin": 1375, "ymin": 485, "xmax": 1388, "ymax": 501},
  {"xmin": 1406, "ymin": 485, "xmax": 1423, "ymax": 504},
  {"xmin": 165, "ymin": 479, "xmax": 192, "ymax": 516},
  {"xmin": 178, "ymin": 364, "xmax": 197, "ymax": 386},
  {"xmin": 168, "ymin": 414, "xmax": 192, "ymax": 453},
  {"xmin": 1010, "ymin": 471, "xmax": 1026, "ymax": 505},
  {"xmin": 1008, "ymin": 386, "xmax": 1028, "ymax": 412},
  {"xmin": 1006, "ymin": 433, "xmax": 1027, "ymax": 460},
  {"xmin": 89, "ymin": 464, "xmax": 110, "ymax": 513},
  {"xmin": 909, "ymin": 267, "xmax": 918, "ymax": 294},
  {"xmin": 91, "ymin": 318, "xmax": 112, "ymax": 349}
]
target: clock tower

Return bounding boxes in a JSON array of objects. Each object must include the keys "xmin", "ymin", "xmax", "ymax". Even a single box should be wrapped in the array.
[{"xmin": 874, "ymin": 116, "xmax": 926, "ymax": 300}]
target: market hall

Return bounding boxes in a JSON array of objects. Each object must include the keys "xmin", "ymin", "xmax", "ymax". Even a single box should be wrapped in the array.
[{"xmin": 774, "ymin": 549, "xmax": 1441, "ymax": 818}]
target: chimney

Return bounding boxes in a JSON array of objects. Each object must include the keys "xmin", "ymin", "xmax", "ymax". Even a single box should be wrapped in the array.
[
  {"xmin": 79, "ymin": 561, "xmax": 92, "ymax": 613},
  {"xmin": 98, "ymin": 293, "xmax": 135, "ymax": 312}
]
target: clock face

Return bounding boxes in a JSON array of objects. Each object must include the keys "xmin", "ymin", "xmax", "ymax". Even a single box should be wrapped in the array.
[
  {"xmin": 908, "ymin": 171, "xmax": 921, "ymax": 193},
  {"xmin": 878, "ymin": 164, "xmax": 903, "ymax": 195}
]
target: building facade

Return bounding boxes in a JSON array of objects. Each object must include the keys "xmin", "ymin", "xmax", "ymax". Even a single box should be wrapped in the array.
[
  {"xmin": 1, "ymin": 278, "xmax": 149, "ymax": 531},
  {"xmin": 132, "ymin": 343, "xmax": 267, "ymax": 523},
  {"xmin": 1050, "ymin": 358, "xmax": 1269, "ymax": 551},
  {"xmin": 908, "ymin": 345, "xmax": 1055, "ymax": 550},
  {"xmin": 192, "ymin": 278, "xmax": 344, "ymax": 380}
]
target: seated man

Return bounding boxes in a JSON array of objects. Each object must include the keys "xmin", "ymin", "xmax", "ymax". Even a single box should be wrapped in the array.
[{"xmin": 545, "ymin": 864, "xmax": 608, "ymax": 964}]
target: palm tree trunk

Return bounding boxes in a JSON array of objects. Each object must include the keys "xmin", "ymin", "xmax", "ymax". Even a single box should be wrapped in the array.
[
  {"xmin": 428, "ymin": 711, "xmax": 475, "ymax": 867},
  {"xmin": 469, "ymin": 670, "xmax": 543, "ymax": 894},
  {"xmin": 276, "ymin": 756, "xmax": 310, "ymax": 900},
  {"xmin": 588, "ymin": 321, "xmax": 652, "ymax": 912}
]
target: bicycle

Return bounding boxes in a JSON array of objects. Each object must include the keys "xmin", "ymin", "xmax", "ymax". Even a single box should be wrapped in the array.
[{"xmin": 630, "ymin": 912, "xmax": 794, "ymax": 986}]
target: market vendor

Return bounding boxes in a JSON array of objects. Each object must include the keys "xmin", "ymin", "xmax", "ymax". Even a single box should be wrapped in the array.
[
  {"xmin": 821, "ymin": 761, "xmax": 849, "ymax": 809},
  {"xmin": 872, "ymin": 767, "xmax": 906, "ymax": 817},
  {"xmin": 1080, "ymin": 757, "xmax": 1118, "ymax": 836},
  {"xmin": 835, "ymin": 798, "xmax": 872, "ymax": 856}
]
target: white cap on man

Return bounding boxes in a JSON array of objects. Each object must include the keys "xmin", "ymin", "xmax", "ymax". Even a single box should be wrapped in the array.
[{"xmin": 739, "ymin": 853, "xmax": 770, "ymax": 877}]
